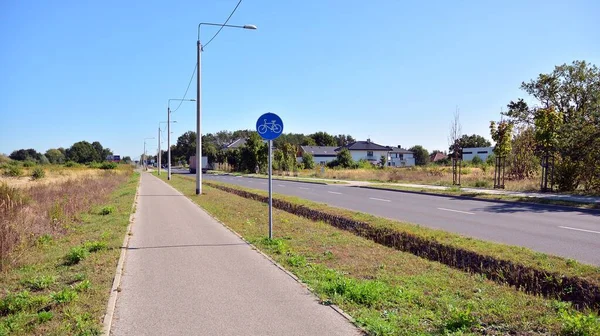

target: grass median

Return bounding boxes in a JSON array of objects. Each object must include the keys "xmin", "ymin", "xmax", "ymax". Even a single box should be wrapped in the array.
[
  {"xmin": 0, "ymin": 171, "xmax": 138, "ymax": 335},
  {"xmin": 158, "ymin": 173, "xmax": 600, "ymax": 335}
]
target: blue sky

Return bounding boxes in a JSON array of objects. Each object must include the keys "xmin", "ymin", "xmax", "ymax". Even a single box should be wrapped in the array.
[{"xmin": 1, "ymin": 0, "xmax": 599, "ymax": 159}]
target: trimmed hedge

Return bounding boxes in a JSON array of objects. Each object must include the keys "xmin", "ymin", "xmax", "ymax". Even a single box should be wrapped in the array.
[{"xmin": 206, "ymin": 181, "xmax": 600, "ymax": 311}]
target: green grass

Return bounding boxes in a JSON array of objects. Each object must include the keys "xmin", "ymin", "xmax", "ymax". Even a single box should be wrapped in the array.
[
  {"xmin": 0, "ymin": 172, "xmax": 138, "ymax": 335},
  {"xmin": 158, "ymin": 173, "xmax": 600, "ymax": 335},
  {"xmin": 365, "ymin": 184, "xmax": 600, "ymax": 210}
]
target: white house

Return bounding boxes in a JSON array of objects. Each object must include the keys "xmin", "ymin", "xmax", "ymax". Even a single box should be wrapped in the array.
[
  {"xmin": 337, "ymin": 140, "xmax": 391, "ymax": 163},
  {"xmin": 462, "ymin": 147, "xmax": 494, "ymax": 161},
  {"xmin": 388, "ymin": 147, "xmax": 415, "ymax": 167},
  {"xmin": 298, "ymin": 146, "xmax": 338, "ymax": 165}
]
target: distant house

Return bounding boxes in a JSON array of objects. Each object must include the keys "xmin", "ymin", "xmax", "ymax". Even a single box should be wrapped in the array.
[
  {"xmin": 388, "ymin": 147, "xmax": 415, "ymax": 167},
  {"xmin": 429, "ymin": 152, "xmax": 447, "ymax": 163},
  {"xmin": 298, "ymin": 146, "xmax": 338, "ymax": 165},
  {"xmin": 336, "ymin": 139, "xmax": 390, "ymax": 163},
  {"xmin": 223, "ymin": 138, "xmax": 246, "ymax": 150},
  {"xmin": 462, "ymin": 147, "xmax": 494, "ymax": 161}
]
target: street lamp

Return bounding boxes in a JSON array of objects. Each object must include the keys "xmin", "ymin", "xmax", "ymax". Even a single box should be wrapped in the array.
[
  {"xmin": 143, "ymin": 137, "xmax": 155, "ymax": 170},
  {"xmin": 196, "ymin": 22, "xmax": 257, "ymax": 195},
  {"xmin": 167, "ymin": 98, "xmax": 195, "ymax": 180},
  {"xmin": 158, "ymin": 121, "xmax": 177, "ymax": 175}
]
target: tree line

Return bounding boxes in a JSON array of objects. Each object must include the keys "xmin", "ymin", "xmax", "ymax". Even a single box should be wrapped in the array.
[{"xmin": 8, "ymin": 141, "xmax": 132, "ymax": 165}]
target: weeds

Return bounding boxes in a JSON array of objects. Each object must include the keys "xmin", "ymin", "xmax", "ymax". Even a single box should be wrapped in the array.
[
  {"xmin": 20, "ymin": 276, "xmax": 56, "ymax": 291},
  {"xmin": 51, "ymin": 288, "xmax": 78, "ymax": 304},
  {"xmin": 31, "ymin": 167, "xmax": 45, "ymax": 180},
  {"xmin": 37, "ymin": 311, "xmax": 53, "ymax": 323},
  {"xmin": 2, "ymin": 166, "xmax": 22, "ymax": 177},
  {"xmin": 83, "ymin": 241, "xmax": 107, "ymax": 252},
  {"xmin": 99, "ymin": 205, "xmax": 115, "ymax": 215},
  {"xmin": 64, "ymin": 247, "xmax": 90, "ymax": 265}
]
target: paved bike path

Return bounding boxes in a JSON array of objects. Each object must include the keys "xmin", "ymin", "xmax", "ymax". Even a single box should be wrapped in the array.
[{"xmin": 111, "ymin": 173, "xmax": 361, "ymax": 335}]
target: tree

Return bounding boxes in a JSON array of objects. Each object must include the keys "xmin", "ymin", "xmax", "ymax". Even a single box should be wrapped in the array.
[
  {"xmin": 448, "ymin": 107, "xmax": 462, "ymax": 158},
  {"xmin": 301, "ymin": 137, "xmax": 317, "ymax": 146},
  {"xmin": 91, "ymin": 141, "xmax": 104, "ymax": 162},
  {"xmin": 334, "ymin": 134, "xmax": 355, "ymax": 147},
  {"xmin": 174, "ymin": 131, "xmax": 197, "ymax": 163},
  {"xmin": 451, "ymin": 134, "xmax": 492, "ymax": 152},
  {"xmin": 379, "ymin": 155, "xmax": 387, "ymax": 168},
  {"xmin": 490, "ymin": 120, "xmax": 514, "ymax": 188},
  {"xmin": 202, "ymin": 143, "xmax": 218, "ymax": 164},
  {"xmin": 9, "ymin": 149, "xmax": 39, "ymax": 161},
  {"xmin": 45, "ymin": 149, "xmax": 65, "ymax": 164},
  {"xmin": 507, "ymin": 126, "xmax": 539, "ymax": 180},
  {"xmin": 409, "ymin": 145, "xmax": 429, "ymax": 166},
  {"xmin": 122, "ymin": 156, "xmax": 132, "ymax": 164},
  {"xmin": 309, "ymin": 132, "xmax": 337, "ymax": 146},
  {"xmin": 335, "ymin": 148, "xmax": 353, "ymax": 168},
  {"xmin": 302, "ymin": 152, "xmax": 315, "ymax": 169},
  {"xmin": 239, "ymin": 132, "xmax": 264, "ymax": 172},
  {"xmin": 66, "ymin": 141, "xmax": 98, "ymax": 164},
  {"xmin": 503, "ymin": 60, "xmax": 600, "ymax": 192}
]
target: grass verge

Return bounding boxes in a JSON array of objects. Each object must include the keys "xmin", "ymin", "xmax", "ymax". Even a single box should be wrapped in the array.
[
  {"xmin": 363, "ymin": 185, "xmax": 600, "ymax": 210},
  {"xmin": 0, "ymin": 172, "xmax": 139, "ymax": 335},
  {"xmin": 158, "ymin": 174, "xmax": 600, "ymax": 335}
]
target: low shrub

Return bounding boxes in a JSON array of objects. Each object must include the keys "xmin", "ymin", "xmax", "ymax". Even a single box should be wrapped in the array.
[
  {"xmin": 37, "ymin": 311, "xmax": 53, "ymax": 323},
  {"xmin": 473, "ymin": 180, "xmax": 491, "ymax": 188},
  {"xmin": 83, "ymin": 241, "xmax": 107, "ymax": 252},
  {"xmin": 99, "ymin": 205, "xmax": 115, "ymax": 215},
  {"xmin": 22, "ymin": 161, "xmax": 36, "ymax": 168},
  {"xmin": 31, "ymin": 167, "xmax": 45, "ymax": 180},
  {"xmin": 64, "ymin": 247, "xmax": 90, "ymax": 265},
  {"xmin": 50, "ymin": 288, "xmax": 78, "ymax": 304},
  {"xmin": 3, "ymin": 165, "xmax": 23, "ymax": 177},
  {"xmin": 64, "ymin": 161, "xmax": 80, "ymax": 167},
  {"xmin": 99, "ymin": 162, "xmax": 118, "ymax": 170}
]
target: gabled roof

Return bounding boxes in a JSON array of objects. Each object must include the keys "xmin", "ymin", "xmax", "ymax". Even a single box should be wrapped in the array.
[
  {"xmin": 224, "ymin": 138, "xmax": 246, "ymax": 149},
  {"xmin": 337, "ymin": 140, "xmax": 389, "ymax": 151},
  {"xmin": 429, "ymin": 152, "xmax": 447, "ymax": 162},
  {"xmin": 300, "ymin": 146, "xmax": 338, "ymax": 157}
]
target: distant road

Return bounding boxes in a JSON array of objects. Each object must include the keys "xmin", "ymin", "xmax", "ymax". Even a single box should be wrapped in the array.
[{"xmin": 202, "ymin": 174, "xmax": 600, "ymax": 265}]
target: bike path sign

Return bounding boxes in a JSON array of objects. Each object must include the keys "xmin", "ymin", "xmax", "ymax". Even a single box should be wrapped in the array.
[{"xmin": 256, "ymin": 112, "xmax": 284, "ymax": 140}]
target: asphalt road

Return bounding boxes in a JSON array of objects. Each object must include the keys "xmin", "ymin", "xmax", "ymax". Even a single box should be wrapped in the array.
[
  {"xmin": 111, "ymin": 173, "xmax": 361, "ymax": 336},
  {"xmin": 200, "ymin": 174, "xmax": 600, "ymax": 265}
]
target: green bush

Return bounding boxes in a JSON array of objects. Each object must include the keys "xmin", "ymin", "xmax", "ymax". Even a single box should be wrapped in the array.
[
  {"xmin": 50, "ymin": 288, "xmax": 78, "ymax": 304},
  {"xmin": 64, "ymin": 247, "xmax": 90, "ymax": 265},
  {"xmin": 99, "ymin": 205, "xmax": 115, "ymax": 215},
  {"xmin": 87, "ymin": 162, "xmax": 101, "ymax": 169},
  {"xmin": 31, "ymin": 167, "xmax": 45, "ymax": 180},
  {"xmin": 471, "ymin": 155, "xmax": 483, "ymax": 165},
  {"xmin": 3, "ymin": 165, "xmax": 23, "ymax": 177},
  {"xmin": 64, "ymin": 161, "xmax": 80, "ymax": 167},
  {"xmin": 99, "ymin": 162, "xmax": 118, "ymax": 170},
  {"xmin": 22, "ymin": 161, "xmax": 36, "ymax": 168},
  {"xmin": 486, "ymin": 153, "xmax": 496, "ymax": 166},
  {"xmin": 37, "ymin": 311, "xmax": 53, "ymax": 323},
  {"xmin": 83, "ymin": 241, "xmax": 107, "ymax": 252},
  {"xmin": 474, "ymin": 180, "xmax": 491, "ymax": 188}
]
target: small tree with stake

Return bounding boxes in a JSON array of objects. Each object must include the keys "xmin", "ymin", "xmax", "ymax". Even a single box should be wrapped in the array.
[
  {"xmin": 534, "ymin": 107, "xmax": 562, "ymax": 192},
  {"xmin": 490, "ymin": 120, "xmax": 513, "ymax": 189}
]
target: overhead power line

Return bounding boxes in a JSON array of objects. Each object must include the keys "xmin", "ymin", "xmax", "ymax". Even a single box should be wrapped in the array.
[
  {"xmin": 202, "ymin": 0, "xmax": 243, "ymax": 50},
  {"xmin": 171, "ymin": 63, "xmax": 197, "ymax": 113}
]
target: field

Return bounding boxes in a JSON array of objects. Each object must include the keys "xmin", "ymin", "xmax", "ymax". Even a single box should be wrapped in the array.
[
  {"xmin": 0, "ymin": 164, "xmax": 138, "ymax": 335},
  {"xmin": 159, "ymin": 173, "xmax": 600, "ymax": 335},
  {"xmin": 297, "ymin": 166, "xmax": 542, "ymax": 192}
]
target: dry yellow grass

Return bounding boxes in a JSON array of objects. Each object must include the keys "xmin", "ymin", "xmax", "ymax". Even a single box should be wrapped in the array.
[
  {"xmin": 0, "ymin": 166, "xmax": 124, "ymax": 188},
  {"xmin": 297, "ymin": 166, "xmax": 540, "ymax": 191}
]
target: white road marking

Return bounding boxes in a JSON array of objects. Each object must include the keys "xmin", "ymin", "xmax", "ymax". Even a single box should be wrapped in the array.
[
  {"xmin": 328, "ymin": 191, "xmax": 342, "ymax": 195},
  {"xmin": 437, "ymin": 208, "xmax": 475, "ymax": 215},
  {"xmin": 558, "ymin": 226, "xmax": 600, "ymax": 234},
  {"xmin": 299, "ymin": 187, "xmax": 310, "ymax": 190},
  {"xmin": 369, "ymin": 197, "xmax": 391, "ymax": 202},
  {"xmin": 278, "ymin": 184, "xmax": 286, "ymax": 187}
]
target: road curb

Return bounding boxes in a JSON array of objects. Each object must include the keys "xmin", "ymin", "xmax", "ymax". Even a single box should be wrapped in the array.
[
  {"xmin": 241, "ymin": 175, "xmax": 329, "ymax": 185},
  {"xmin": 154, "ymin": 175, "xmax": 367, "ymax": 335},
  {"xmin": 354, "ymin": 185, "xmax": 600, "ymax": 213},
  {"xmin": 102, "ymin": 172, "xmax": 141, "ymax": 335}
]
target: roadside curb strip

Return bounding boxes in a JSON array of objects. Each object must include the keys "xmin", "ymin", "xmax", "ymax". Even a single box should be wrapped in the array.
[
  {"xmin": 102, "ymin": 172, "xmax": 141, "ymax": 335},
  {"xmin": 354, "ymin": 185, "xmax": 600, "ymax": 212},
  {"xmin": 156, "ymin": 175, "xmax": 367, "ymax": 335},
  {"xmin": 242, "ymin": 175, "xmax": 329, "ymax": 185}
]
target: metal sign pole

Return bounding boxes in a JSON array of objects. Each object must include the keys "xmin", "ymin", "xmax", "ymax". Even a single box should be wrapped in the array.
[{"xmin": 268, "ymin": 139, "xmax": 273, "ymax": 239}]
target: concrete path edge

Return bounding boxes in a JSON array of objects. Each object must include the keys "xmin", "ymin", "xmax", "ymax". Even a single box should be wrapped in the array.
[
  {"xmin": 153, "ymin": 174, "xmax": 367, "ymax": 335},
  {"xmin": 102, "ymin": 174, "xmax": 141, "ymax": 335}
]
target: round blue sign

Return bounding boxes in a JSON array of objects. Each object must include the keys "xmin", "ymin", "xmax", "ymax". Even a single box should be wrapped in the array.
[{"xmin": 256, "ymin": 112, "xmax": 284, "ymax": 140}]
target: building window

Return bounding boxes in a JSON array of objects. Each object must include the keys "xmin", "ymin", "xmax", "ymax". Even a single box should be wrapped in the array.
[
  {"xmin": 477, "ymin": 151, "xmax": 489, "ymax": 154},
  {"xmin": 367, "ymin": 151, "xmax": 374, "ymax": 157},
  {"xmin": 463, "ymin": 151, "xmax": 473, "ymax": 154}
]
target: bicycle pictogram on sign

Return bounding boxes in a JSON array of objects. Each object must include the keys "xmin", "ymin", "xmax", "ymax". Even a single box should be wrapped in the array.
[{"xmin": 255, "ymin": 112, "xmax": 284, "ymax": 140}]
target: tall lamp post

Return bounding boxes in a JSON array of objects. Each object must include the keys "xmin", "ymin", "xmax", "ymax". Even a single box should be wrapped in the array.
[
  {"xmin": 167, "ymin": 99, "xmax": 195, "ymax": 180},
  {"xmin": 143, "ymin": 137, "xmax": 155, "ymax": 170},
  {"xmin": 158, "ymin": 121, "xmax": 176, "ymax": 175},
  {"xmin": 196, "ymin": 22, "xmax": 257, "ymax": 195}
]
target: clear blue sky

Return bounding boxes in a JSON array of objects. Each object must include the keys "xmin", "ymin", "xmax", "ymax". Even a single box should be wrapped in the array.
[{"xmin": 1, "ymin": 0, "xmax": 599, "ymax": 159}]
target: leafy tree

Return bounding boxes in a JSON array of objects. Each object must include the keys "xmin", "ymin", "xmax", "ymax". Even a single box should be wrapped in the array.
[
  {"xmin": 334, "ymin": 134, "xmax": 355, "ymax": 147},
  {"xmin": 9, "ymin": 149, "xmax": 39, "ymax": 161},
  {"xmin": 239, "ymin": 132, "xmax": 264, "ymax": 172},
  {"xmin": 379, "ymin": 155, "xmax": 387, "ymax": 168},
  {"xmin": 507, "ymin": 126, "xmax": 539, "ymax": 179},
  {"xmin": 301, "ymin": 137, "xmax": 317, "ymax": 146},
  {"xmin": 37, "ymin": 153, "xmax": 49, "ymax": 165},
  {"xmin": 45, "ymin": 149, "xmax": 65, "ymax": 164},
  {"xmin": 490, "ymin": 121, "xmax": 513, "ymax": 157},
  {"xmin": 408, "ymin": 145, "xmax": 429, "ymax": 166},
  {"xmin": 202, "ymin": 143, "xmax": 218, "ymax": 164},
  {"xmin": 174, "ymin": 131, "xmax": 197, "ymax": 163},
  {"xmin": 226, "ymin": 148, "xmax": 241, "ymax": 170},
  {"xmin": 66, "ymin": 141, "xmax": 98, "ymax": 164},
  {"xmin": 122, "ymin": 156, "xmax": 132, "ymax": 164},
  {"xmin": 335, "ymin": 148, "xmax": 354, "ymax": 168},
  {"xmin": 302, "ymin": 152, "xmax": 315, "ymax": 169},
  {"xmin": 450, "ymin": 134, "xmax": 492, "ymax": 152},
  {"xmin": 309, "ymin": 132, "xmax": 337, "ymax": 147}
]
